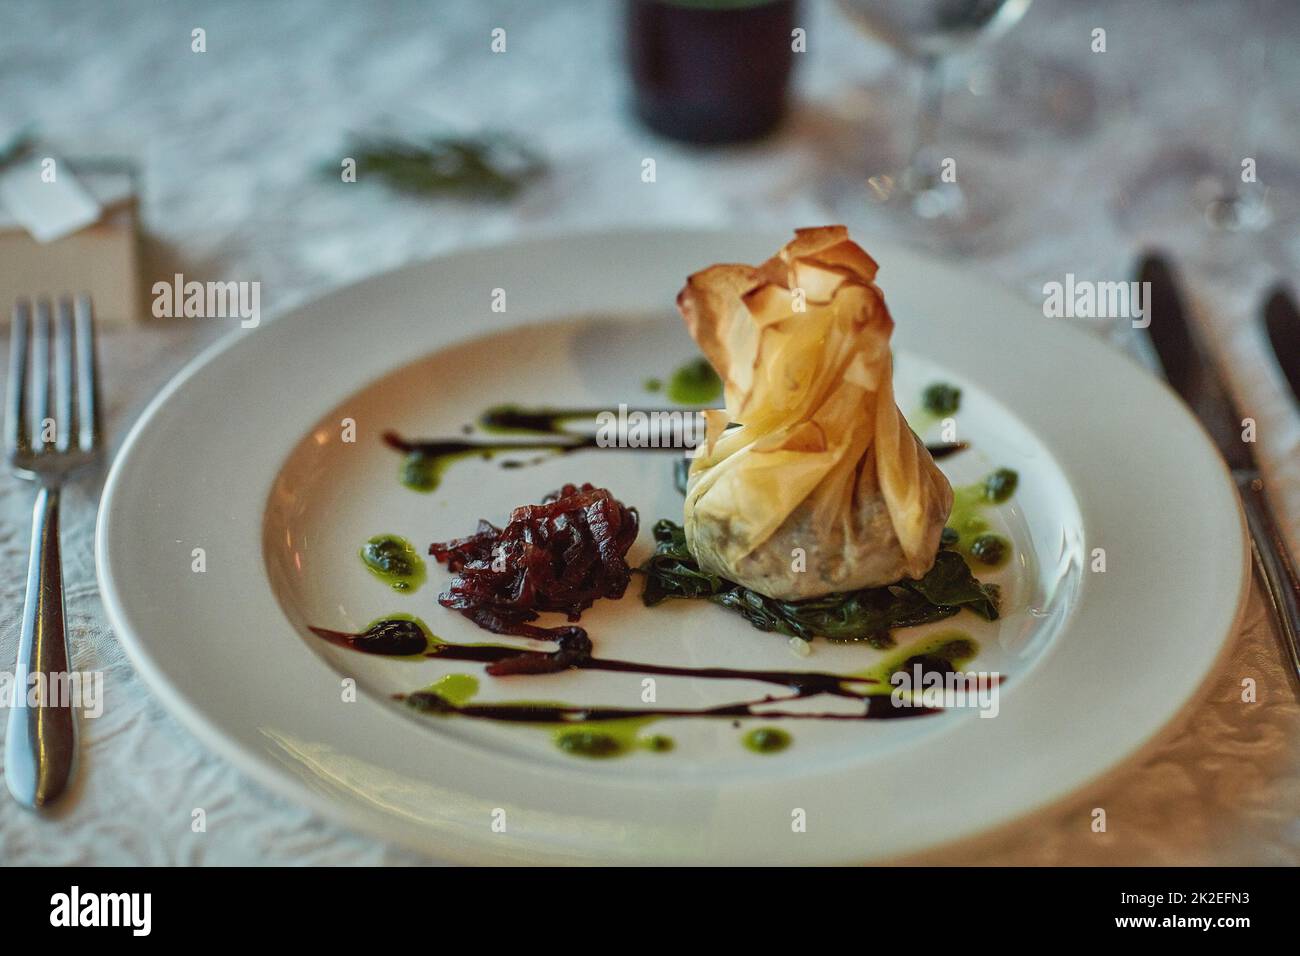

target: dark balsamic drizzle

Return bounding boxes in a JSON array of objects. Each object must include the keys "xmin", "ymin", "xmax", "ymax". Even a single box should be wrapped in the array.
[
  {"xmin": 309, "ymin": 621, "xmax": 880, "ymax": 700},
  {"xmin": 311, "ymin": 618, "xmax": 428, "ymax": 655},
  {"xmin": 397, "ymin": 691, "xmax": 928, "ymax": 723},
  {"xmin": 430, "ymin": 643, "xmax": 880, "ymax": 700},
  {"xmin": 925, "ymin": 441, "xmax": 969, "ymax": 460},
  {"xmin": 382, "ymin": 430, "xmax": 605, "ymax": 459},
  {"xmin": 307, "ymin": 619, "xmax": 998, "ymax": 728},
  {"xmin": 309, "ymin": 621, "xmax": 959, "ymax": 728},
  {"xmin": 385, "ymin": 411, "xmax": 966, "ymax": 463},
  {"xmin": 477, "ymin": 404, "xmax": 970, "ymax": 462},
  {"xmin": 479, "ymin": 405, "xmax": 680, "ymax": 434}
]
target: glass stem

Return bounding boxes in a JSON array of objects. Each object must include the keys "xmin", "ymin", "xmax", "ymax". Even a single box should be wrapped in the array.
[{"xmin": 906, "ymin": 55, "xmax": 946, "ymax": 192}]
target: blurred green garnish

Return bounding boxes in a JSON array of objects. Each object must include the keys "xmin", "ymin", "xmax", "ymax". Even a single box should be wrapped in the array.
[
  {"xmin": 982, "ymin": 467, "xmax": 1019, "ymax": 504},
  {"xmin": 332, "ymin": 132, "xmax": 545, "ymax": 200},
  {"xmin": 922, "ymin": 382, "xmax": 962, "ymax": 417},
  {"xmin": 667, "ymin": 357, "xmax": 722, "ymax": 405}
]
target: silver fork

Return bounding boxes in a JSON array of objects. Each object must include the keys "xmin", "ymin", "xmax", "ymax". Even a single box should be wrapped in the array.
[{"xmin": 4, "ymin": 295, "xmax": 101, "ymax": 808}]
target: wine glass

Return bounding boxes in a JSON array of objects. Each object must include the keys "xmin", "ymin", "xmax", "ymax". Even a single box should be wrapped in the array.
[
  {"xmin": 1113, "ymin": 6, "xmax": 1298, "ymax": 257},
  {"xmin": 835, "ymin": 0, "xmax": 1032, "ymax": 221}
]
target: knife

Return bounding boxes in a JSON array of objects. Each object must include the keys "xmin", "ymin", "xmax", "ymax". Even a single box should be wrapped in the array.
[
  {"xmin": 1263, "ymin": 286, "xmax": 1300, "ymax": 405},
  {"xmin": 1138, "ymin": 253, "xmax": 1300, "ymax": 689}
]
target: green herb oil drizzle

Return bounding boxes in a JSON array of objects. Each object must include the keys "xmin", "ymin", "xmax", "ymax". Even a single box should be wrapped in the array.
[
  {"xmin": 743, "ymin": 727, "xmax": 791, "ymax": 754},
  {"xmin": 852, "ymin": 631, "xmax": 979, "ymax": 693},
  {"xmin": 945, "ymin": 468, "xmax": 1018, "ymax": 569},
  {"xmin": 359, "ymin": 535, "xmax": 427, "ymax": 593},
  {"xmin": 666, "ymin": 357, "xmax": 722, "ymax": 405}
]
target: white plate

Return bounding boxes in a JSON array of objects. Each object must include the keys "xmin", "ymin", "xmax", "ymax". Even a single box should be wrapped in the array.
[{"xmin": 97, "ymin": 229, "xmax": 1249, "ymax": 864}]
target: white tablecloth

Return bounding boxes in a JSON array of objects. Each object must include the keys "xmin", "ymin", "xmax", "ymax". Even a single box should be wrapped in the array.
[{"xmin": 1, "ymin": 0, "xmax": 1298, "ymax": 865}]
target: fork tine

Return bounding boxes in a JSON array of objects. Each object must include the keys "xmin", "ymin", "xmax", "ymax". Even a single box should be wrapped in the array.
[
  {"xmin": 31, "ymin": 299, "xmax": 51, "ymax": 450},
  {"xmin": 5, "ymin": 299, "xmax": 31, "ymax": 455},
  {"xmin": 54, "ymin": 297, "xmax": 75, "ymax": 453},
  {"xmin": 73, "ymin": 295, "xmax": 99, "ymax": 452}
]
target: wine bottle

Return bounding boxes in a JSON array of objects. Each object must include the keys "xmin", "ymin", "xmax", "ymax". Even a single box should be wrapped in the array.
[{"xmin": 626, "ymin": 0, "xmax": 797, "ymax": 144}]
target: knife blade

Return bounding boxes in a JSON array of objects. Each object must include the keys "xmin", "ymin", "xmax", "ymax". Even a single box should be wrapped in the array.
[
  {"xmin": 1137, "ymin": 252, "xmax": 1300, "ymax": 690},
  {"xmin": 1263, "ymin": 285, "xmax": 1300, "ymax": 406},
  {"xmin": 1140, "ymin": 254, "xmax": 1254, "ymax": 470}
]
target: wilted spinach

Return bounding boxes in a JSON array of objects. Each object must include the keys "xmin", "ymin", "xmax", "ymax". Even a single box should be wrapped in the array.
[{"xmin": 640, "ymin": 519, "xmax": 998, "ymax": 648}]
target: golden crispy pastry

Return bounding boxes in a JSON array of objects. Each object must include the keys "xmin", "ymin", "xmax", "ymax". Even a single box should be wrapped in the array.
[{"xmin": 677, "ymin": 226, "xmax": 953, "ymax": 600}]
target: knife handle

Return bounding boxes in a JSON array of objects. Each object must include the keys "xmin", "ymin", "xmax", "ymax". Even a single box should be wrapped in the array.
[{"xmin": 1236, "ymin": 471, "xmax": 1300, "ymax": 690}]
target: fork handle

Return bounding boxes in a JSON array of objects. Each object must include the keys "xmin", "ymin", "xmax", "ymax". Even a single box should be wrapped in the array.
[
  {"xmin": 1236, "ymin": 472, "xmax": 1300, "ymax": 692},
  {"xmin": 5, "ymin": 485, "xmax": 77, "ymax": 808}
]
